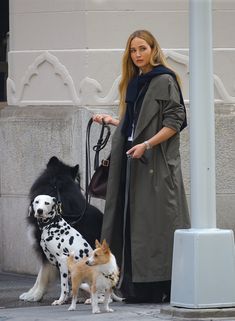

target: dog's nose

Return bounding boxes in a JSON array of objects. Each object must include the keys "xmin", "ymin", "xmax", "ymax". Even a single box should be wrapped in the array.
[
  {"xmin": 86, "ymin": 260, "xmax": 90, "ymax": 265},
  {"xmin": 37, "ymin": 209, "xmax": 43, "ymax": 215}
]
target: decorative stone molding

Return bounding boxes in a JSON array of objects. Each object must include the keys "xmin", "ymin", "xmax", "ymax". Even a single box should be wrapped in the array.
[
  {"xmin": 7, "ymin": 78, "xmax": 17, "ymax": 105},
  {"xmin": 79, "ymin": 50, "xmax": 235, "ymax": 106},
  {"xmin": 7, "ymin": 50, "xmax": 235, "ymax": 107},
  {"xmin": 78, "ymin": 75, "xmax": 121, "ymax": 106},
  {"xmin": 165, "ymin": 50, "xmax": 235, "ymax": 104},
  {"xmin": 165, "ymin": 49, "xmax": 190, "ymax": 73},
  {"xmin": 8, "ymin": 51, "xmax": 80, "ymax": 107},
  {"xmin": 213, "ymin": 74, "xmax": 235, "ymax": 104}
]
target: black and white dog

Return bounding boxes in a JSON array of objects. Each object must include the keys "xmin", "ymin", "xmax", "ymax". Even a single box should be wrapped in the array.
[
  {"xmin": 29, "ymin": 194, "xmax": 93, "ymax": 305},
  {"xmin": 20, "ymin": 156, "xmax": 103, "ymax": 302}
]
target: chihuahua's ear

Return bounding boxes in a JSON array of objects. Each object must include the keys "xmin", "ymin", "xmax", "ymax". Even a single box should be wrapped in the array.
[
  {"xmin": 101, "ymin": 239, "xmax": 109, "ymax": 253},
  {"xmin": 95, "ymin": 239, "xmax": 101, "ymax": 248},
  {"xmin": 28, "ymin": 203, "xmax": 35, "ymax": 217}
]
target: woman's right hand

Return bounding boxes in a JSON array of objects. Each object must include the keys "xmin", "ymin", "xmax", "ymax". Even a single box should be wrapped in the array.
[{"xmin": 92, "ymin": 114, "xmax": 119, "ymax": 126}]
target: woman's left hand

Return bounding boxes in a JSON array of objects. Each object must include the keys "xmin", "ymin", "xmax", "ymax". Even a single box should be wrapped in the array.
[{"xmin": 126, "ymin": 143, "xmax": 146, "ymax": 159}]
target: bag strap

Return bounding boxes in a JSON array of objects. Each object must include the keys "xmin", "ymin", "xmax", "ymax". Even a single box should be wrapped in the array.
[{"xmin": 85, "ymin": 117, "xmax": 111, "ymax": 201}]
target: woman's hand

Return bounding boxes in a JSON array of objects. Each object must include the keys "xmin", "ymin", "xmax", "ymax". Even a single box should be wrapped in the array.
[
  {"xmin": 92, "ymin": 114, "xmax": 119, "ymax": 126},
  {"xmin": 126, "ymin": 143, "xmax": 146, "ymax": 159}
]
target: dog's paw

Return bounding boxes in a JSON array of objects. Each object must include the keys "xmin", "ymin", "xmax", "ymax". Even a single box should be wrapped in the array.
[
  {"xmin": 104, "ymin": 308, "xmax": 114, "ymax": 313},
  {"xmin": 68, "ymin": 305, "xmax": 76, "ymax": 311},
  {"xmin": 84, "ymin": 298, "xmax": 91, "ymax": 305},
  {"xmin": 92, "ymin": 308, "xmax": 101, "ymax": 314},
  {"xmin": 19, "ymin": 291, "xmax": 43, "ymax": 302},
  {"xmin": 52, "ymin": 299, "xmax": 64, "ymax": 306},
  {"xmin": 19, "ymin": 292, "xmax": 31, "ymax": 301}
]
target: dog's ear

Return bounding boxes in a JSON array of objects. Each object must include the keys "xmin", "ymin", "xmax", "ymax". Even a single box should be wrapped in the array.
[
  {"xmin": 71, "ymin": 164, "xmax": 79, "ymax": 180},
  {"xmin": 56, "ymin": 201, "xmax": 62, "ymax": 215},
  {"xmin": 28, "ymin": 203, "xmax": 35, "ymax": 217},
  {"xmin": 95, "ymin": 239, "xmax": 101, "ymax": 248},
  {"xmin": 52, "ymin": 198, "xmax": 62, "ymax": 216},
  {"xmin": 47, "ymin": 156, "xmax": 59, "ymax": 168},
  {"xmin": 101, "ymin": 239, "xmax": 109, "ymax": 253}
]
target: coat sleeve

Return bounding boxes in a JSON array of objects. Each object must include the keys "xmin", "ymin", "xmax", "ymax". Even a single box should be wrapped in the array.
[{"xmin": 162, "ymin": 76, "xmax": 186, "ymax": 133}]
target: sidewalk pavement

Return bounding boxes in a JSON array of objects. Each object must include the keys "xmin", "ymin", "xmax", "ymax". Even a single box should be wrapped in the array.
[{"xmin": 1, "ymin": 272, "xmax": 235, "ymax": 321}]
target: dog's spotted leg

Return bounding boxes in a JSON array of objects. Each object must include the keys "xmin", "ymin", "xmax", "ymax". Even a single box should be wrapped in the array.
[
  {"xmin": 52, "ymin": 258, "xmax": 69, "ymax": 305},
  {"xmin": 19, "ymin": 263, "xmax": 57, "ymax": 302}
]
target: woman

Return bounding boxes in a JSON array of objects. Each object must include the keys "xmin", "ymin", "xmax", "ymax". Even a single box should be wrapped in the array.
[{"xmin": 93, "ymin": 30, "xmax": 190, "ymax": 303}]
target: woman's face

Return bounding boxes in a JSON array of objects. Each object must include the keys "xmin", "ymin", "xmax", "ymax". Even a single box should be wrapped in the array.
[{"xmin": 130, "ymin": 37, "xmax": 153, "ymax": 74}]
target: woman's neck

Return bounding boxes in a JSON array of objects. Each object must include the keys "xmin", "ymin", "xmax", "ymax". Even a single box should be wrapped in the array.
[{"xmin": 140, "ymin": 65, "xmax": 153, "ymax": 74}]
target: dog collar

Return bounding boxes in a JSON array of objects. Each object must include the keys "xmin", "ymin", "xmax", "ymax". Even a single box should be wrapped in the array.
[{"xmin": 37, "ymin": 213, "xmax": 62, "ymax": 229}]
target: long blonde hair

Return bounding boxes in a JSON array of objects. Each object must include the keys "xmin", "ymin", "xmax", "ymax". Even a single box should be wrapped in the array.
[{"xmin": 118, "ymin": 30, "xmax": 181, "ymax": 118}]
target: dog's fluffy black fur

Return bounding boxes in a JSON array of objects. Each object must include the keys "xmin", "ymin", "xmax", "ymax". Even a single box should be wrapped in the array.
[{"xmin": 28, "ymin": 156, "xmax": 103, "ymax": 261}]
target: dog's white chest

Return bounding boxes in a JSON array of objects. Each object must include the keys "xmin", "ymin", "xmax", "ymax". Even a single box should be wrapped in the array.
[{"xmin": 96, "ymin": 274, "xmax": 112, "ymax": 291}]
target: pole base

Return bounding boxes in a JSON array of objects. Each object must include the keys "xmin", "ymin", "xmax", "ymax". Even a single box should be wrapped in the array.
[{"xmin": 171, "ymin": 229, "xmax": 235, "ymax": 308}]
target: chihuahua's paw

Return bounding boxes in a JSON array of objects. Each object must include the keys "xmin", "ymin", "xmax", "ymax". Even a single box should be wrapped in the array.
[
  {"xmin": 68, "ymin": 305, "xmax": 76, "ymax": 311},
  {"xmin": 104, "ymin": 307, "xmax": 114, "ymax": 313},
  {"xmin": 92, "ymin": 308, "xmax": 101, "ymax": 314}
]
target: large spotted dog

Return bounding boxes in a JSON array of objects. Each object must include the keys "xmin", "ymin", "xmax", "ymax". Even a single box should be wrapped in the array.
[{"xmin": 30, "ymin": 194, "xmax": 93, "ymax": 305}]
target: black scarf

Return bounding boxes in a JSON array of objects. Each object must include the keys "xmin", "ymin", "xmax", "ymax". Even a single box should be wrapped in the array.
[{"xmin": 121, "ymin": 65, "xmax": 187, "ymax": 137}]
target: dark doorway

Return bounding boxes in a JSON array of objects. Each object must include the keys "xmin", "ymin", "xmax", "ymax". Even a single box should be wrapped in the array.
[{"xmin": 0, "ymin": 0, "xmax": 9, "ymax": 102}]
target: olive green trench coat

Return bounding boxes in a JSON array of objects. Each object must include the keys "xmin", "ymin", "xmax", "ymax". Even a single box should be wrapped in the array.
[{"xmin": 101, "ymin": 74, "xmax": 190, "ymax": 283}]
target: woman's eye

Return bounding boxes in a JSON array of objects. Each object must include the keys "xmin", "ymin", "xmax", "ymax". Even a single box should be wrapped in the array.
[
  {"xmin": 130, "ymin": 49, "xmax": 136, "ymax": 53},
  {"xmin": 140, "ymin": 47, "xmax": 146, "ymax": 52}
]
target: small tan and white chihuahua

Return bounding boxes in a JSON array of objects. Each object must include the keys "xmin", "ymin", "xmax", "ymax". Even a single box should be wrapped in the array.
[{"xmin": 67, "ymin": 239, "xmax": 119, "ymax": 314}]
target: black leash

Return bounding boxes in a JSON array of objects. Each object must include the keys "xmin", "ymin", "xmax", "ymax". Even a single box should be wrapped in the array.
[
  {"xmin": 51, "ymin": 118, "xmax": 111, "ymax": 226},
  {"xmin": 52, "ymin": 180, "xmax": 87, "ymax": 226},
  {"xmin": 117, "ymin": 154, "xmax": 132, "ymax": 289}
]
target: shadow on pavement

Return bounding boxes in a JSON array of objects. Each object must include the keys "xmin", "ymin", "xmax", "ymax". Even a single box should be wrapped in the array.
[{"xmin": 0, "ymin": 272, "xmax": 62, "ymax": 309}]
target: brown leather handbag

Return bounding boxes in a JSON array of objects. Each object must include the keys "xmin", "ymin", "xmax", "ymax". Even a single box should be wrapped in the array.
[{"xmin": 85, "ymin": 118, "xmax": 111, "ymax": 200}]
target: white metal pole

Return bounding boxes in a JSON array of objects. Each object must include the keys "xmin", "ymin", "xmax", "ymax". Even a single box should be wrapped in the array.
[
  {"xmin": 170, "ymin": 0, "xmax": 235, "ymax": 308},
  {"xmin": 189, "ymin": 0, "xmax": 216, "ymax": 228}
]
